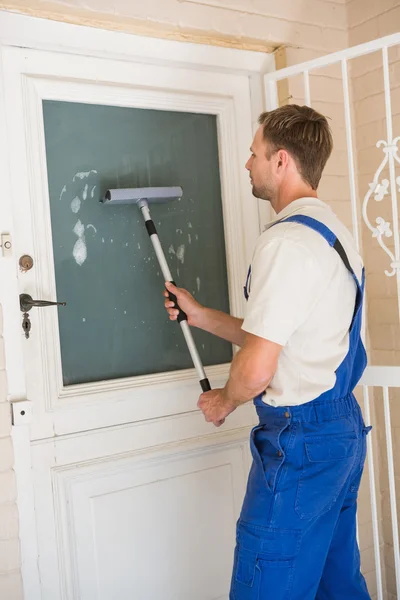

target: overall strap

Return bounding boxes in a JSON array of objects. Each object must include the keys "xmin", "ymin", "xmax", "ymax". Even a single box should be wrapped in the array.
[
  {"xmin": 244, "ymin": 214, "xmax": 365, "ymax": 305},
  {"xmin": 244, "ymin": 266, "xmax": 251, "ymax": 300},
  {"xmin": 274, "ymin": 216, "xmax": 367, "ymax": 397},
  {"xmin": 275, "ymin": 215, "xmax": 362, "ymax": 290}
]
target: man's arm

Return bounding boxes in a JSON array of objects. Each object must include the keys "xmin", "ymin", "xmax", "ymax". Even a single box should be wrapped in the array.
[
  {"xmin": 164, "ymin": 281, "xmax": 246, "ymax": 346},
  {"xmin": 195, "ymin": 307, "xmax": 245, "ymax": 347},
  {"xmin": 225, "ymin": 332, "xmax": 282, "ymax": 406},
  {"xmin": 198, "ymin": 332, "xmax": 282, "ymax": 425},
  {"xmin": 198, "ymin": 235, "xmax": 325, "ymax": 426}
]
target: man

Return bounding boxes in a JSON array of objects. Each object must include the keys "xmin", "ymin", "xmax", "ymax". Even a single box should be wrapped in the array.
[{"xmin": 164, "ymin": 105, "xmax": 371, "ymax": 599}]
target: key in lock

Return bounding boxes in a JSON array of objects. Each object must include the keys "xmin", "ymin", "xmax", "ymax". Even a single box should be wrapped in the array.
[{"xmin": 19, "ymin": 294, "xmax": 66, "ymax": 339}]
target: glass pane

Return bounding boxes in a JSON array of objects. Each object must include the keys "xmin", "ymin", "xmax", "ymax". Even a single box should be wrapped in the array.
[{"xmin": 42, "ymin": 101, "xmax": 232, "ymax": 385}]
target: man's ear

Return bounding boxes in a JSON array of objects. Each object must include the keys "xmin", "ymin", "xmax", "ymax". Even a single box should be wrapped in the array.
[{"xmin": 276, "ymin": 149, "xmax": 290, "ymax": 169}]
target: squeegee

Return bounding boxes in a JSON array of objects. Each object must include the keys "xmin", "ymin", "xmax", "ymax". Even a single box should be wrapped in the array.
[{"xmin": 101, "ymin": 187, "xmax": 211, "ymax": 393}]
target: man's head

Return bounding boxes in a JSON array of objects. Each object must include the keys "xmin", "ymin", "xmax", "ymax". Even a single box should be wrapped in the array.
[{"xmin": 246, "ymin": 104, "xmax": 333, "ymax": 210}]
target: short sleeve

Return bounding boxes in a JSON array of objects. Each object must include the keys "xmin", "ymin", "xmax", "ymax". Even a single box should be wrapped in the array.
[{"xmin": 242, "ymin": 235, "xmax": 323, "ymax": 346}]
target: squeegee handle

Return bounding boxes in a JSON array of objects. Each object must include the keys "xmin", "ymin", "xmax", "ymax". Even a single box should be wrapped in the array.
[
  {"xmin": 168, "ymin": 281, "xmax": 188, "ymax": 324},
  {"xmin": 139, "ymin": 201, "xmax": 211, "ymax": 394},
  {"xmin": 168, "ymin": 291, "xmax": 211, "ymax": 392},
  {"xmin": 179, "ymin": 320, "xmax": 211, "ymax": 393}
]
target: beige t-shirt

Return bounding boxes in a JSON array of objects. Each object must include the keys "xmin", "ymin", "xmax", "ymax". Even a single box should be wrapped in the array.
[{"xmin": 241, "ymin": 197, "xmax": 364, "ymax": 407}]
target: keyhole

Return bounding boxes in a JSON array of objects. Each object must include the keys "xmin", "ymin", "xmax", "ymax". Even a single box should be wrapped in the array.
[{"xmin": 22, "ymin": 313, "xmax": 31, "ymax": 339}]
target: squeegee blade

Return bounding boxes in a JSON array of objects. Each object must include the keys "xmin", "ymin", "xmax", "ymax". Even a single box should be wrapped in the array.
[{"xmin": 102, "ymin": 187, "xmax": 183, "ymax": 205}]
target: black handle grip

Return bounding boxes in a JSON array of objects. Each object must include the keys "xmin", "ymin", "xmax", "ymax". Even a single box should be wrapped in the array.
[
  {"xmin": 168, "ymin": 281, "xmax": 188, "ymax": 323},
  {"xmin": 200, "ymin": 378, "xmax": 211, "ymax": 392}
]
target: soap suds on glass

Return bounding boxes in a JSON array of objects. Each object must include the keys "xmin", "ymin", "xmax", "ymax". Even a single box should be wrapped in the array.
[
  {"xmin": 59, "ymin": 185, "xmax": 67, "ymax": 202},
  {"xmin": 73, "ymin": 219, "xmax": 87, "ymax": 266},
  {"xmin": 73, "ymin": 170, "xmax": 97, "ymax": 181},
  {"xmin": 71, "ymin": 196, "xmax": 81, "ymax": 213},
  {"xmin": 176, "ymin": 245, "xmax": 185, "ymax": 264},
  {"xmin": 73, "ymin": 220, "xmax": 85, "ymax": 237}
]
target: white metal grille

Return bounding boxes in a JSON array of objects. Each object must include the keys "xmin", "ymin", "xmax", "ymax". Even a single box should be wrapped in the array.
[
  {"xmin": 361, "ymin": 369, "xmax": 400, "ymax": 600},
  {"xmin": 264, "ymin": 34, "xmax": 400, "ymax": 600},
  {"xmin": 265, "ymin": 33, "xmax": 400, "ymax": 315}
]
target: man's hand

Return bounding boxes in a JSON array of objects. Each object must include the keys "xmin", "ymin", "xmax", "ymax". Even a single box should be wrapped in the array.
[
  {"xmin": 163, "ymin": 282, "xmax": 246, "ymax": 346},
  {"xmin": 197, "ymin": 334, "xmax": 282, "ymax": 427},
  {"xmin": 164, "ymin": 281, "xmax": 204, "ymax": 327},
  {"xmin": 197, "ymin": 388, "xmax": 237, "ymax": 427}
]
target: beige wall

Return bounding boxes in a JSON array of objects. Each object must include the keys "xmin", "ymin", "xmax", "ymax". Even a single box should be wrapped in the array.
[
  {"xmin": 0, "ymin": 0, "xmax": 397, "ymax": 598},
  {"xmin": 348, "ymin": 2, "xmax": 400, "ymax": 599},
  {"xmin": 0, "ymin": 0, "xmax": 348, "ymax": 53}
]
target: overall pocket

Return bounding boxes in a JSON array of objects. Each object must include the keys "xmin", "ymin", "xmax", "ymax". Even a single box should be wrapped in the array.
[
  {"xmin": 230, "ymin": 521, "xmax": 301, "ymax": 600},
  {"xmin": 349, "ymin": 425, "xmax": 372, "ymax": 493},
  {"xmin": 250, "ymin": 421, "xmax": 289, "ymax": 493},
  {"xmin": 295, "ymin": 431, "xmax": 358, "ymax": 520}
]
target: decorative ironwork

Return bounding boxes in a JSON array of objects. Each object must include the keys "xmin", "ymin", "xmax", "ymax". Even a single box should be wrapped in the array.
[{"xmin": 362, "ymin": 137, "xmax": 400, "ymax": 276}]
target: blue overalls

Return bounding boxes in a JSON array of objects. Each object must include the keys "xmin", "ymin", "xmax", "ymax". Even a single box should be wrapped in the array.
[{"xmin": 230, "ymin": 215, "xmax": 372, "ymax": 600}]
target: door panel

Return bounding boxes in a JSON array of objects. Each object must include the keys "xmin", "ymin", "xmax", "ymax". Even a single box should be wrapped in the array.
[
  {"xmin": 32, "ymin": 424, "xmax": 250, "ymax": 600},
  {"xmin": 3, "ymin": 44, "xmax": 258, "ymax": 600}
]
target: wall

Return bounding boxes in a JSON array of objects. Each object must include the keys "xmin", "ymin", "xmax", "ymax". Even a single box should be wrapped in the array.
[
  {"xmin": 0, "ymin": 0, "xmax": 348, "ymax": 53},
  {"xmin": 0, "ymin": 0, "xmax": 394, "ymax": 599},
  {"xmin": 348, "ymin": 1, "xmax": 400, "ymax": 599}
]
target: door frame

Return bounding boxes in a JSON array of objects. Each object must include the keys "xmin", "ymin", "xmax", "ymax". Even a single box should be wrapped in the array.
[{"xmin": 0, "ymin": 11, "xmax": 274, "ymax": 599}]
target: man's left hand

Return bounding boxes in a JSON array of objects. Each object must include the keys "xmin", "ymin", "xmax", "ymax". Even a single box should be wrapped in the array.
[{"xmin": 197, "ymin": 388, "xmax": 236, "ymax": 427}]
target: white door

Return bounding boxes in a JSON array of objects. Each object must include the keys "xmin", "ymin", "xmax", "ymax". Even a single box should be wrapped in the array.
[{"xmin": 0, "ymin": 15, "xmax": 270, "ymax": 600}]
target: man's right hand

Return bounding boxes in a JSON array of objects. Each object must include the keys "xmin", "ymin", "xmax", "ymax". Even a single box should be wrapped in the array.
[{"xmin": 164, "ymin": 281, "xmax": 204, "ymax": 327}]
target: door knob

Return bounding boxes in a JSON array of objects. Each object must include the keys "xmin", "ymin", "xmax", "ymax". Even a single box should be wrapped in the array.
[
  {"xmin": 19, "ymin": 293, "xmax": 66, "ymax": 313},
  {"xmin": 19, "ymin": 294, "xmax": 66, "ymax": 339}
]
